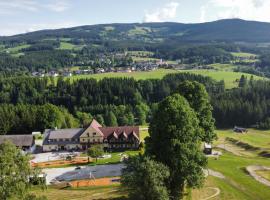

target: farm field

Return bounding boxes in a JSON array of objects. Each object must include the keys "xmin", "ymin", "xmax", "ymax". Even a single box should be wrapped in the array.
[
  {"xmin": 31, "ymin": 128, "xmax": 270, "ymax": 199},
  {"xmin": 68, "ymin": 68, "xmax": 264, "ymax": 89}
]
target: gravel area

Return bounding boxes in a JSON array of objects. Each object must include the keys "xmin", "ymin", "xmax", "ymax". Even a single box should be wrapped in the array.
[
  {"xmin": 31, "ymin": 152, "xmax": 80, "ymax": 163},
  {"xmin": 204, "ymin": 169, "xmax": 225, "ymax": 179}
]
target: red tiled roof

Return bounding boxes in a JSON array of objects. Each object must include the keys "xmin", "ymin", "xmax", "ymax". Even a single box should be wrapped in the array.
[{"xmin": 99, "ymin": 126, "xmax": 139, "ymax": 139}]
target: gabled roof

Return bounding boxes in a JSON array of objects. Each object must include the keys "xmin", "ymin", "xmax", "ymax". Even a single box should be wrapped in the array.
[
  {"xmin": 0, "ymin": 135, "xmax": 34, "ymax": 147},
  {"xmin": 46, "ymin": 128, "xmax": 84, "ymax": 139},
  {"xmin": 86, "ymin": 119, "xmax": 104, "ymax": 136},
  {"xmin": 99, "ymin": 126, "xmax": 140, "ymax": 140}
]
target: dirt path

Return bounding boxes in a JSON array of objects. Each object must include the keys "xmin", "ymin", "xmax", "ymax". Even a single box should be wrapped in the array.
[
  {"xmin": 201, "ymin": 187, "xmax": 221, "ymax": 200},
  {"xmin": 246, "ymin": 165, "xmax": 270, "ymax": 187},
  {"xmin": 204, "ymin": 169, "xmax": 225, "ymax": 179},
  {"xmin": 217, "ymin": 143, "xmax": 255, "ymax": 157}
]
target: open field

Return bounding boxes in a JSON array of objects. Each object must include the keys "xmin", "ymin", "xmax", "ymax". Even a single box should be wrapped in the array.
[
  {"xmin": 231, "ymin": 52, "xmax": 257, "ymax": 58},
  {"xmin": 208, "ymin": 63, "xmax": 237, "ymax": 71},
  {"xmin": 68, "ymin": 69, "xmax": 265, "ymax": 89},
  {"xmin": 59, "ymin": 42, "xmax": 76, "ymax": 50},
  {"xmin": 215, "ymin": 129, "xmax": 270, "ymax": 150},
  {"xmin": 4, "ymin": 44, "xmax": 30, "ymax": 53}
]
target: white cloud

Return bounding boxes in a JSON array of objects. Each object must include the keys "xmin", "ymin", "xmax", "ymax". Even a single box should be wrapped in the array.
[
  {"xmin": 210, "ymin": 0, "xmax": 270, "ymax": 22},
  {"xmin": 0, "ymin": 0, "xmax": 71, "ymax": 15},
  {"xmin": 0, "ymin": 21, "xmax": 78, "ymax": 36},
  {"xmin": 200, "ymin": 6, "xmax": 206, "ymax": 23},
  {"xmin": 144, "ymin": 2, "xmax": 179, "ymax": 22},
  {"xmin": 44, "ymin": 0, "xmax": 71, "ymax": 12}
]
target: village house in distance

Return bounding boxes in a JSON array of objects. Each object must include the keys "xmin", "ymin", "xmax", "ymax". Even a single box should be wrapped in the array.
[{"xmin": 43, "ymin": 119, "xmax": 140, "ymax": 152}]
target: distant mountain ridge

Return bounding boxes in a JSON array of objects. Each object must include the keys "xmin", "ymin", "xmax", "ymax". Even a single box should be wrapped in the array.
[{"xmin": 1, "ymin": 18, "xmax": 270, "ymax": 43}]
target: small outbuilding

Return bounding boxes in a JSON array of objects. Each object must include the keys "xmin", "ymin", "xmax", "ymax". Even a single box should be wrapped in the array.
[
  {"xmin": 233, "ymin": 126, "xmax": 248, "ymax": 133},
  {"xmin": 203, "ymin": 143, "xmax": 212, "ymax": 155},
  {"xmin": 0, "ymin": 135, "xmax": 36, "ymax": 153}
]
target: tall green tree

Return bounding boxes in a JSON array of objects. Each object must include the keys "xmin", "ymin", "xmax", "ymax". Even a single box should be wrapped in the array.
[
  {"xmin": 0, "ymin": 141, "xmax": 46, "ymax": 200},
  {"xmin": 146, "ymin": 94, "xmax": 207, "ymax": 200},
  {"xmin": 121, "ymin": 155, "xmax": 170, "ymax": 200},
  {"xmin": 239, "ymin": 75, "xmax": 247, "ymax": 87},
  {"xmin": 87, "ymin": 144, "xmax": 104, "ymax": 162},
  {"xmin": 176, "ymin": 81, "xmax": 216, "ymax": 143},
  {"xmin": 105, "ymin": 111, "xmax": 118, "ymax": 126}
]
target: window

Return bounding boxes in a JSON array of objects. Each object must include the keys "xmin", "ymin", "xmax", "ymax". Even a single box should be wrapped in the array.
[
  {"xmin": 93, "ymin": 139, "xmax": 96, "ymax": 143},
  {"xmin": 93, "ymin": 132, "xmax": 96, "ymax": 136}
]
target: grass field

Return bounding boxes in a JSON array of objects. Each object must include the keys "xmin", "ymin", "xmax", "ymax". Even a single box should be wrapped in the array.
[
  {"xmin": 68, "ymin": 69, "xmax": 265, "ymax": 89},
  {"xmin": 59, "ymin": 42, "xmax": 76, "ymax": 50},
  {"xmin": 231, "ymin": 52, "xmax": 257, "ymax": 58},
  {"xmin": 216, "ymin": 129, "xmax": 270, "ymax": 149},
  {"xmin": 2, "ymin": 44, "xmax": 30, "ymax": 54}
]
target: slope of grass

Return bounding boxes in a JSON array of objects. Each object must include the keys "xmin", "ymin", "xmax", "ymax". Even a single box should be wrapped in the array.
[
  {"xmin": 231, "ymin": 52, "xmax": 257, "ymax": 58},
  {"xmin": 216, "ymin": 129, "xmax": 270, "ymax": 149},
  {"xmin": 182, "ymin": 70, "xmax": 264, "ymax": 88},
  {"xmin": 69, "ymin": 69, "xmax": 264, "ymax": 89},
  {"xmin": 4, "ymin": 44, "xmax": 30, "ymax": 54},
  {"xmin": 70, "ymin": 69, "xmax": 177, "ymax": 81}
]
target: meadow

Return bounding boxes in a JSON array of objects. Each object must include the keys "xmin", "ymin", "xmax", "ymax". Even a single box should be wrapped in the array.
[{"xmin": 68, "ymin": 68, "xmax": 264, "ymax": 89}]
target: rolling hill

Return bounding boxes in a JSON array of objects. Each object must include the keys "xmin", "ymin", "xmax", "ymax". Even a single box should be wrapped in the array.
[{"xmin": 1, "ymin": 18, "xmax": 270, "ymax": 43}]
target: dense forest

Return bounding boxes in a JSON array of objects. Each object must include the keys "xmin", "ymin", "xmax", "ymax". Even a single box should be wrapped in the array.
[{"xmin": 1, "ymin": 73, "xmax": 270, "ymax": 135}]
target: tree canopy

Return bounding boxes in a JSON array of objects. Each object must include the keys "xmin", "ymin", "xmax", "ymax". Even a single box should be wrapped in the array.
[
  {"xmin": 146, "ymin": 94, "xmax": 207, "ymax": 200},
  {"xmin": 121, "ymin": 155, "xmax": 170, "ymax": 200}
]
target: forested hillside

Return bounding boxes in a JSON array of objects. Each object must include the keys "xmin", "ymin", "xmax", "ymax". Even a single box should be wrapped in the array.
[
  {"xmin": 1, "ymin": 19, "xmax": 270, "ymax": 76},
  {"xmin": 1, "ymin": 73, "xmax": 270, "ymax": 135}
]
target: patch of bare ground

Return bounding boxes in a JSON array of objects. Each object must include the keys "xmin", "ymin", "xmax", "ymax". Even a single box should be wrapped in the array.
[{"xmin": 246, "ymin": 165, "xmax": 270, "ymax": 187}]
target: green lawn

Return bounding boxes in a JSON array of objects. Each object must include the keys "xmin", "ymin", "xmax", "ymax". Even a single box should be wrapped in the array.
[
  {"xmin": 208, "ymin": 152, "xmax": 270, "ymax": 200},
  {"xmin": 216, "ymin": 129, "xmax": 270, "ymax": 149}
]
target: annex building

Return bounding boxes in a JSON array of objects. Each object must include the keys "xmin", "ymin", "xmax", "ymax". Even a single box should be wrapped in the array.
[{"xmin": 43, "ymin": 119, "xmax": 140, "ymax": 152}]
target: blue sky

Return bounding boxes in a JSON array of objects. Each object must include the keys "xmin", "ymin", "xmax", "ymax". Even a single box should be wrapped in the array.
[{"xmin": 1, "ymin": 0, "xmax": 270, "ymax": 36}]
